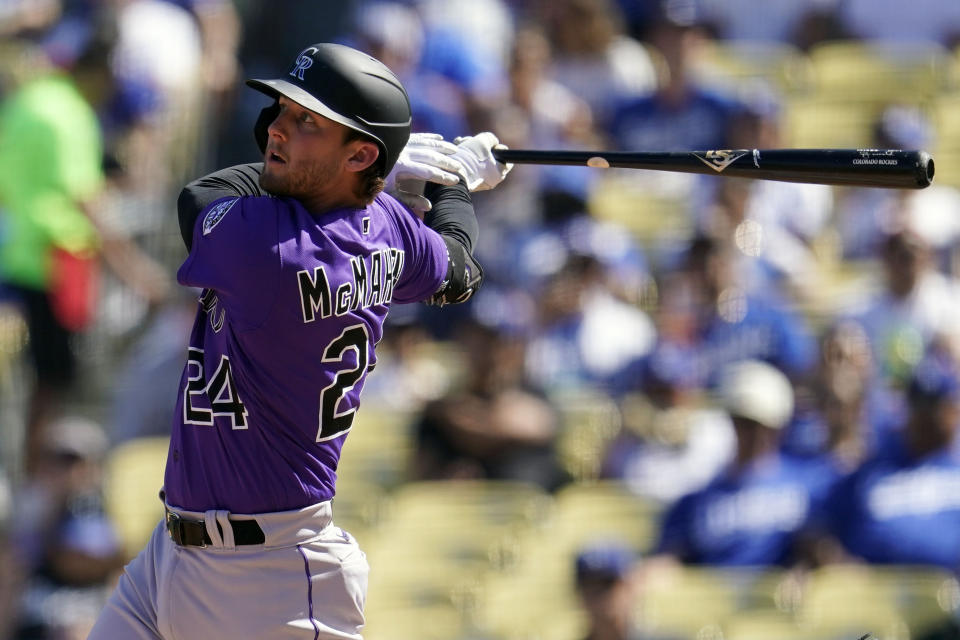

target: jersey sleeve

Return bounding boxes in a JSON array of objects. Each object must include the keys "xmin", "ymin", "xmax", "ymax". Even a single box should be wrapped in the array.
[
  {"xmin": 384, "ymin": 197, "xmax": 449, "ymax": 304},
  {"xmin": 177, "ymin": 163, "xmax": 266, "ymax": 250},
  {"xmin": 177, "ymin": 195, "xmax": 280, "ymax": 330}
]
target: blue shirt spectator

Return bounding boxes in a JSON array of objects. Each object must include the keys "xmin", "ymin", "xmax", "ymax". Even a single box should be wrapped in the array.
[
  {"xmin": 822, "ymin": 350, "xmax": 960, "ymax": 571},
  {"xmin": 609, "ymin": 88, "xmax": 743, "ymax": 152},
  {"xmin": 661, "ymin": 235, "xmax": 818, "ymax": 385},
  {"xmin": 653, "ymin": 361, "xmax": 841, "ymax": 567}
]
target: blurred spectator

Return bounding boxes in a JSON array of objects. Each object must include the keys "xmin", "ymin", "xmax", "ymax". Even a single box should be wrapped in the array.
[
  {"xmin": 473, "ymin": 23, "xmax": 601, "ymax": 227},
  {"xmin": 358, "ymin": 318, "xmax": 457, "ymax": 415},
  {"xmin": 109, "ymin": 0, "xmax": 205, "ymax": 196},
  {"xmin": 107, "ymin": 291, "xmax": 195, "ymax": 444},
  {"xmin": 818, "ymin": 348, "xmax": 960, "ymax": 570},
  {"xmin": 693, "ymin": 95, "xmax": 834, "ymax": 305},
  {"xmin": 350, "ymin": 2, "xmax": 470, "ymax": 142},
  {"xmin": 537, "ymin": 0, "xmax": 658, "ymax": 130},
  {"xmin": 0, "ymin": 36, "xmax": 171, "ymax": 475},
  {"xmin": 836, "ymin": 104, "xmax": 960, "ymax": 262},
  {"xmin": 606, "ymin": 3, "xmax": 742, "ymax": 152},
  {"xmin": 656, "ymin": 235, "xmax": 817, "ymax": 385},
  {"xmin": 781, "ymin": 321, "xmax": 885, "ymax": 472},
  {"xmin": 523, "ymin": 250, "xmax": 655, "ymax": 394},
  {"xmin": 573, "ymin": 543, "xmax": 650, "ymax": 640},
  {"xmin": 413, "ymin": 0, "xmax": 514, "ymax": 93},
  {"xmin": 652, "ymin": 360, "xmax": 840, "ymax": 567},
  {"xmin": 0, "ymin": 0, "xmax": 60, "ymax": 38},
  {"xmin": 11, "ymin": 416, "xmax": 125, "ymax": 640},
  {"xmin": 601, "ymin": 342, "xmax": 736, "ymax": 504},
  {"xmin": 180, "ymin": 0, "xmax": 242, "ymax": 97},
  {"xmin": 0, "ymin": 465, "xmax": 20, "ymax": 640},
  {"xmin": 411, "ymin": 318, "xmax": 571, "ymax": 492},
  {"xmin": 841, "ymin": 227, "xmax": 960, "ymax": 392}
]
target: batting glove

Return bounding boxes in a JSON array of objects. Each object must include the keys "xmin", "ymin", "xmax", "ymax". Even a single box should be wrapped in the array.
[
  {"xmin": 451, "ymin": 132, "xmax": 513, "ymax": 191},
  {"xmin": 386, "ymin": 133, "xmax": 465, "ymax": 213}
]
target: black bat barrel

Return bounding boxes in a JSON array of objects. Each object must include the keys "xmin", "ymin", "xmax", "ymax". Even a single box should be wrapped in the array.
[{"xmin": 491, "ymin": 148, "xmax": 934, "ymax": 190}]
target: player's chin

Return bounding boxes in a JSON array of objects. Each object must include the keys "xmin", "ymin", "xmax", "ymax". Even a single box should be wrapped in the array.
[{"xmin": 259, "ymin": 170, "xmax": 288, "ymax": 197}]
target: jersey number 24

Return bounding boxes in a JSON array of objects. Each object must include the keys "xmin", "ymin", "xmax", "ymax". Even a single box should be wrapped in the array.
[{"xmin": 181, "ymin": 324, "xmax": 371, "ymax": 442}]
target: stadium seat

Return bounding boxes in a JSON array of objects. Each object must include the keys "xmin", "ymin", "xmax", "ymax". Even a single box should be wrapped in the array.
[
  {"xmin": 102, "ymin": 436, "xmax": 169, "ymax": 559},
  {"xmin": 547, "ymin": 480, "xmax": 663, "ymax": 554},
  {"xmin": 638, "ymin": 566, "xmax": 785, "ymax": 638},
  {"xmin": 552, "ymin": 390, "xmax": 623, "ymax": 482},
  {"xmin": 694, "ymin": 40, "xmax": 814, "ymax": 96},
  {"xmin": 361, "ymin": 480, "xmax": 551, "ymax": 637},
  {"xmin": 721, "ymin": 610, "xmax": 808, "ymax": 640},
  {"xmin": 362, "ymin": 602, "xmax": 466, "ymax": 640},
  {"xmin": 782, "ymin": 97, "xmax": 884, "ymax": 148},
  {"xmin": 334, "ymin": 407, "xmax": 416, "ymax": 489},
  {"xmin": 588, "ymin": 172, "xmax": 693, "ymax": 252},
  {"xmin": 798, "ymin": 564, "xmax": 959, "ymax": 639},
  {"xmin": 930, "ymin": 93, "xmax": 960, "ymax": 187},
  {"xmin": 807, "ymin": 40, "xmax": 956, "ymax": 104},
  {"xmin": 330, "ymin": 479, "xmax": 388, "ymax": 545}
]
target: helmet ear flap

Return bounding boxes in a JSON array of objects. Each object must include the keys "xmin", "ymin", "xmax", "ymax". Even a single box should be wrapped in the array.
[{"xmin": 254, "ymin": 101, "xmax": 281, "ymax": 154}]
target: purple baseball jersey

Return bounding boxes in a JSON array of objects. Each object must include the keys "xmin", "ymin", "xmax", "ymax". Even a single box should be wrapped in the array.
[{"xmin": 163, "ymin": 192, "xmax": 448, "ymax": 513}]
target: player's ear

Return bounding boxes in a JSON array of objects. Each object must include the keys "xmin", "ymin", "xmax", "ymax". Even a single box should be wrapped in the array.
[{"xmin": 345, "ymin": 141, "xmax": 379, "ymax": 173}]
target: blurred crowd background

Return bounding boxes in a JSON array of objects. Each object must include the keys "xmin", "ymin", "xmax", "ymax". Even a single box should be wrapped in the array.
[{"xmin": 4, "ymin": 0, "xmax": 960, "ymax": 639}]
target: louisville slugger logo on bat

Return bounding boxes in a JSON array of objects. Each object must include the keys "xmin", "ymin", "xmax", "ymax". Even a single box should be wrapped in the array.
[{"xmin": 692, "ymin": 149, "xmax": 751, "ymax": 172}]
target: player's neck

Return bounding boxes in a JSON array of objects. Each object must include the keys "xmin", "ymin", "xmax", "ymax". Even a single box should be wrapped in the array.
[
  {"xmin": 301, "ymin": 182, "xmax": 365, "ymax": 213},
  {"xmin": 301, "ymin": 194, "xmax": 364, "ymax": 213}
]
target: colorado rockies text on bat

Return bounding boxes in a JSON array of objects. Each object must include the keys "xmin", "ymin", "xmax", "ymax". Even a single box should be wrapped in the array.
[{"xmin": 492, "ymin": 148, "xmax": 935, "ymax": 189}]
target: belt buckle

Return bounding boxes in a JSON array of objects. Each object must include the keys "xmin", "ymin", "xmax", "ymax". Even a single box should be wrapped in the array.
[{"xmin": 166, "ymin": 510, "xmax": 206, "ymax": 548}]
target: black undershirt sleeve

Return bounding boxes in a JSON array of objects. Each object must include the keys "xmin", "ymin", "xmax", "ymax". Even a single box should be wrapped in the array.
[
  {"xmin": 177, "ymin": 163, "xmax": 266, "ymax": 251},
  {"xmin": 422, "ymin": 180, "xmax": 478, "ymax": 253}
]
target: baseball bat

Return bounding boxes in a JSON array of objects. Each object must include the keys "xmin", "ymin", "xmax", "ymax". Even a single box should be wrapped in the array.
[{"xmin": 490, "ymin": 148, "xmax": 934, "ymax": 189}]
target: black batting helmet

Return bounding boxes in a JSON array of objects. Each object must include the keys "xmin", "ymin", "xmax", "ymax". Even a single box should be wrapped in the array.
[{"xmin": 247, "ymin": 43, "xmax": 411, "ymax": 176}]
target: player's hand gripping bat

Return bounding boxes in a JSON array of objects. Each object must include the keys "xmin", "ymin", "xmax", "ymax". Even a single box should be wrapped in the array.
[{"xmin": 491, "ymin": 148, "xmax": 934, "ymax": 189}]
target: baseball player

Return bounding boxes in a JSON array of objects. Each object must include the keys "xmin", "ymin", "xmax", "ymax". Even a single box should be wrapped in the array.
[{"xmin": 88, "ymin": 42, "xmax": 511, "ymax": 639}]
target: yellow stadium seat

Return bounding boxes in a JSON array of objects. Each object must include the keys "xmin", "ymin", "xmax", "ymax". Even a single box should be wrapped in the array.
[
  {"xmin": 382, "ymin": 480, "xmax": 551, "ymax": 529},
  {"xmin": 695, "ymin": 40, "xmax": 814, "ymax": 96},
  {"xmin": 808, "ymin": 40, "xmax": 956, "ymax": 103},
  {"xmin": 797, "ymin": 564, "xmax": 957, "ymax": 640},
  {"xmin": 361, "ymin": 480, "xmax": 552, "ymax": 639},
  {"xmin": 638, "ymin": 566, "xmax": 780, "ymax": 637},
  {"xmin": 587, "ymin": 173, "xmax": 693, "ymax": 251},
  {"xmin": 362, "ymin": 602, "xmax": 466, "ymax": 640},
  {"xmin": 335, "ymin": 407, "xmax": 416, "ymax": 488},
  {"xmin": 782, "ymin": 97, "xmax": 884, "ymax": 148},
  {"xmin": 930, "ymin": 93, "xmax": 960, "ymax": 187},
  {"xmin": 102, "ymin": 436, "xmax": 169, "ymax": 559},
  {"xmin": 330, "ymin": 479, "xmax": 388, "ymax": 544},
  {"xmin": 553, "ymin": 390, "xmax": 623, "ymax": 482},
  {"xmin": 547, "ymin": 480, "xmax": 663, "ymax": 554},
  {"xmin": 721, "ymin": 610, "xmax": 807, "ymax": 640}
]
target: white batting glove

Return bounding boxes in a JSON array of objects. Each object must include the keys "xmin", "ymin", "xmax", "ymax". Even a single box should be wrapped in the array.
[
  {"xmin": 386, "ymin": 133, "xmax": 465, "ymax": 213},
  {"xmin": 451, "ymin": 132, "xmax": 513, "ymax": 191}
]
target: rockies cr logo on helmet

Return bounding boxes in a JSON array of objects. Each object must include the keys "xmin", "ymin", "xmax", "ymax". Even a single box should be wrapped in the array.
[{"xmin": 290, "ymin": 47, "xmax": 319, "ymax": 81}]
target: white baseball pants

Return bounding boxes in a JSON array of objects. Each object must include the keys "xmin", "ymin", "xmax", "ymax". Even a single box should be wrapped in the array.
[{"xmin": 88, "ymin": 499, "xmax": 368, "ymax": 639}]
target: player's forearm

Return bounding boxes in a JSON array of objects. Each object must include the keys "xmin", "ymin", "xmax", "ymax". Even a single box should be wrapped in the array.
[
  {"xmin": 422, "ymin": 180, "xmax": 484, "ymax": 305},
  {"xmin": 422, "ymin": 180, "xmax": 478, "ymax": 253}
]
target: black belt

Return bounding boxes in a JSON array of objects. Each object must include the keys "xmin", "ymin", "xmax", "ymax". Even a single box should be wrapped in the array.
[{"xmin": 161, "ymin": 496, "xmax": 265, "ymax": 547}]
